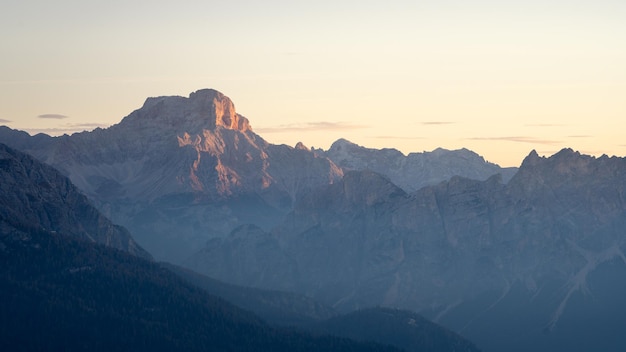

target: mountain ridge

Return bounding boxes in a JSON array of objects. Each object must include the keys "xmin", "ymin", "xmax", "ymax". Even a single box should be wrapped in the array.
[
  {"xmin": 316, "ymin": 138, "xmax": 517, "ymax": 192},
  {"xmin": 0, "ymin": 88, "xmax": 515, "ymax": 264}
]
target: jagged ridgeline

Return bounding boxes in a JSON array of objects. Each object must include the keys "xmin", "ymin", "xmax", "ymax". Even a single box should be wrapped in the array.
[{"xmin": 0, "ymin": 89, "xmax": 511, "ymax": 264}]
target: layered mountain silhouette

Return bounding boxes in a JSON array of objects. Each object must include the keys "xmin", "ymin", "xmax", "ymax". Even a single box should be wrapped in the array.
[
  {"xmin": 3, "ymin": 88, "xmax": 624, "ymax": 351},
  {"xmin": 0, "ymin": 88, "xmax": 510, "ymax": 263},
  {"xmin": 0, "ymin": 143, "xmax": 478, "ymax": 352}
]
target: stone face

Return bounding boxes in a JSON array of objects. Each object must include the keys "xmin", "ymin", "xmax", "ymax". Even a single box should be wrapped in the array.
[
  {"xmin": 190, "ymin": 149, "xmax": 626, "ymax": 352},
  {"xmin": 317, "ymin": 138, "xmax": 518, "ymax": 192},
  {"xmin": 0, "ymin": 143, "xmax": 150, "ymax": 259}
]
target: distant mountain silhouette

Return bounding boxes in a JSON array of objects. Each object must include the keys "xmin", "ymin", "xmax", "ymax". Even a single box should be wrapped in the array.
[{"xmin": 317, "ymin": 138, "xmax": 517, "ymax": 192}]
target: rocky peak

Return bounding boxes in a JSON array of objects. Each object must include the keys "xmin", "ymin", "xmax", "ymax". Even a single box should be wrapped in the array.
[
  {"xmin": 511, "ymin": 148, "xmax": 626, "ymax": 198},
  {"xmin": 294, "ymin": 142, "xmax": 309, "ymax": 151},
  {"xmin": 518, "ymin": 148, "xmax": 602, "ymax": 177},
  {"xmin": 120, "ymin": 89, "xmax": 251, "ymax": 134},
  {"xmin": 328, "ymin": 138, "xmax": 357, "ymax": 152}
]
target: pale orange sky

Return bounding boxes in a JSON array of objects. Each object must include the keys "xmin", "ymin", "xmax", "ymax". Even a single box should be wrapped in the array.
[{"xmin": 1, "ymin": 0, "xmax": 624, "ymax": 167}]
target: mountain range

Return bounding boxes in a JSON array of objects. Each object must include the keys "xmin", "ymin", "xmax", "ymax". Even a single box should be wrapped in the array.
[
  {"xmin": 316, "ymin": 138, "xmax": 517, "ymax": 192},
  {"xmin": 2, "ymin": 88, "xmax": 625, "ymax": 351},
  {"xmin": 0, "ymin": 88, "xmax": 512, "ymax": 263},
  {"xmin": 190, "ymin": 148, "xmax": 626, "ymax": 352},
  {"xmin": 0, "ymin": 142, "xmax": 478, "ymax": 352}
]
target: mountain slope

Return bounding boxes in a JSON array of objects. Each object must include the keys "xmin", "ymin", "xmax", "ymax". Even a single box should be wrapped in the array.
[
  {"xmin": 0, "ymin": 224, "xmax": 402, "ymax": 352},
  {"xmin": 161, "ymin": 261, "xmax": 338, "ymax": 327},
  {"xmin": 164, "ymin": 263, "xmax": 482, "ymax": 352},
  {"xmin": 0, "ymin": 143, "xmax": 149, "ymax": 259},
  {"xmin": 311, "ymin": 307, "xmax": 482, "ymax": 352}
]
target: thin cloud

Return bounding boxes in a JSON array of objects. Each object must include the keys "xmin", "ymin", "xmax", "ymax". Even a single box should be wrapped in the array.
[
  {"xmin": 0, "ymin": 118, "xmax": 11, "ymax": 123},
  {"xmin": 38, "ymin": 114, "xmax": 69, "ymax": 119},
  {"xmin": 22, "ymin": 122, "xmax": 110, "ymax": 136},
  {"xmin": 421, "ymin": 121, "xmax": 456, "ymax": 125},
  {"xmin": 524, "ymin": 123, "xmax": 567, "ymax": 127},
  {"xmin": 567, "ymin": 135, "xmax": 592, "ymax": 138},
  {"xmin": 67, "ymin": 123, "xmax": 110, "ymax": 129},
  {"xmin": 467, "ymin": 136, "xmax": 561, "ymax": 145},
  {"xmin": 255, "ymin": 121, "xmax": 367, "ymax": 133},
  {"xmin": 372, "ymin": 135, "xmax": 425, "ymax": 140},
  {"xmin": 581, "ymin": 149, "xmax": 612, "ymax": 156}
]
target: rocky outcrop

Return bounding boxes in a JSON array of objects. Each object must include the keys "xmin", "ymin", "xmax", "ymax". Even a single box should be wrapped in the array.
[
  {"xmin": 190, "ymin": 148, "xmax": 626, "ymax": 352},
  {"xmin": 0, "ymin": 143, "xmax": 150, "ymax": 259},
  {"xmin": 317, "ymin": 138, "xmax": 517, "ymax": 192}
]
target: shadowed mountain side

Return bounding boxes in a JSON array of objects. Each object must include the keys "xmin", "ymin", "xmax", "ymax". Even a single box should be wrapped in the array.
[
  {"xmin": 0, "ymin": 227, "xmax": 403, "ymax": 352},
  {"xmin": 161, "ymin": 261, "xmax": 338, "ymax": 327},
  {"xmin": 310, "ymin": 307, "xmax": 482, "ymax": 352},
  {"xmin": 189, "ymin": 149, "xmax": 626, "ymax": 352},
  {"xmin": 0, "ymin": 143, "xmax": 150, "ymax": 259},
  {"xmin": 162, "ymin": 263, "xmax": 483, "ymax": 352}
]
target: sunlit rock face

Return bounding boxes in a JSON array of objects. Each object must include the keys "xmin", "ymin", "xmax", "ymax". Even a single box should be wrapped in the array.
[{"xmin": 191, "ymin": 149, "xmax": 626, "ymax": 352}]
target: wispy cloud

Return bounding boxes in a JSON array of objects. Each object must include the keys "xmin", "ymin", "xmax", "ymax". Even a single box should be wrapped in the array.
[
  {"xmin": 22, "ymin": 123, "xmax": 110, "ymax": 136},
  {"xmin": 421, "ymin": 121, "xmax": 455, "ymax": 125},
  {"xmin": 0, "ymin": 118, "xmax": 11, "ymax": 123},
  {"xmin": 255, "ymin": 121, "xmax": 367, "ymax": 133},
  {"xmin": 467, "ymin": 136, "xmax": 561, "ymax": 145},
  {"xmin": 372, "ymin": 135, "xmax": 425, "ymax": 140},
  {"xmin": 524, "ymin": 123, "xmax": 567, "ymax": 127},
  {"xmin": 38, "ymin": 113, "xmax": 69, "ymax": 119},
  {"xmin": 567, "ymin": 135, "xmax": 592, "ymax": 138}
]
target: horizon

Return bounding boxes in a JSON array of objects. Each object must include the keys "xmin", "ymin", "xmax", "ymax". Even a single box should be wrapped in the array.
[{"xmin": 2, "ymin": 1, "xmax": 625, "ymax": 167}]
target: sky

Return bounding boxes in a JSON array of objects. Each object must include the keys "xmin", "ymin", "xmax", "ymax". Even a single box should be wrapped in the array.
[{"xmin": 1, "ymin": 0, "xmax": 624, "ymax": 167}]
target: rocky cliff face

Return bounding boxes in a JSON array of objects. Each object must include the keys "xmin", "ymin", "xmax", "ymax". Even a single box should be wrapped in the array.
[
  {"xmin": 189, "ymin": 149, "xmax": 626, "ymax": 352},
  {"xmin": 0, "ymin": 89, "xmax": 343, "ymax": 262},
  {"xmin": 27, "ymin": 89, "xmax": 339, "ymax": 202},
  {"xmin": 317, "ymin": 138, "xmax": 518, "ymax": 192},
  {"xmin": 0, "ymin": 143, "xmax": 150, "ymax": 259}
]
